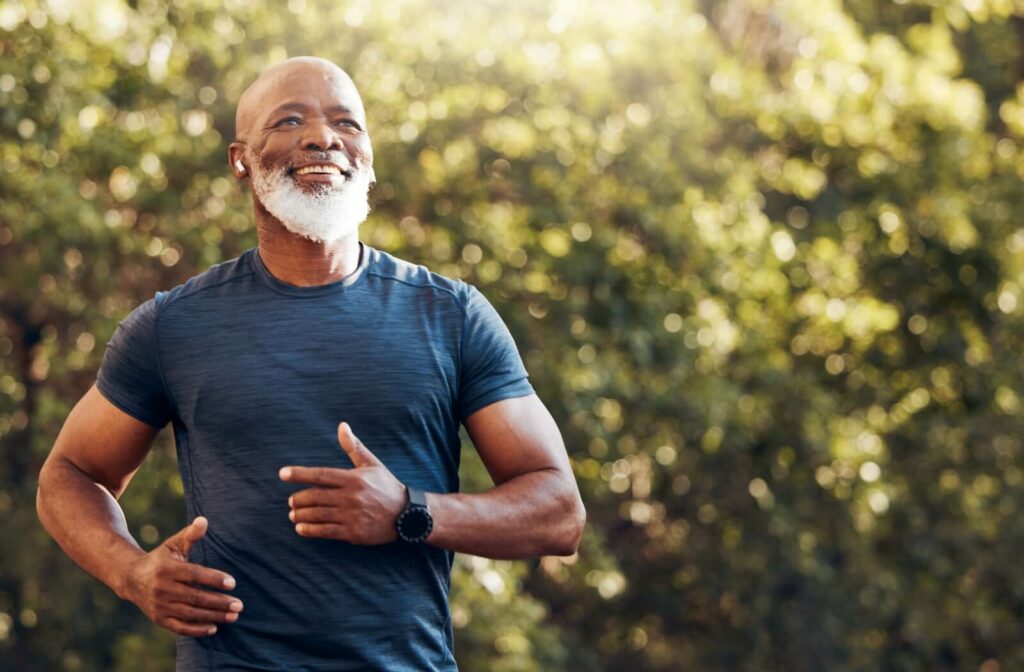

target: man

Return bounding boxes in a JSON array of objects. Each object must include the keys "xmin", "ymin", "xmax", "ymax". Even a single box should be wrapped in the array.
[{"xmin": 36, "ymin": 56, "xmax": 586, "ymax": 671}]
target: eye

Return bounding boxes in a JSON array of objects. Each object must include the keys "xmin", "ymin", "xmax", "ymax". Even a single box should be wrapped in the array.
[
  {"xmin": 277, "ymin": 117, "xmax": 301, "ymax": 126},
  {"xmin": 337, "ymin": 119, "xmax": 362, "ymax": 130}
]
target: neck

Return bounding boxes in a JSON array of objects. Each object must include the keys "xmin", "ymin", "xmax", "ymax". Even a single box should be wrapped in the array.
[{"xmin": 255, "ymin": 210, "xmax": 361, "ymax": 287}]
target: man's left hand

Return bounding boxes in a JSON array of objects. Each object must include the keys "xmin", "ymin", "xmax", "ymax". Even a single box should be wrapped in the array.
[{"xmin": 279, "ymin": 422, "xmax": 406, "ymax": 545}]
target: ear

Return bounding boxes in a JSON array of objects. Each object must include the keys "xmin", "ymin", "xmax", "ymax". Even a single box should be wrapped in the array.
[{"xmin": 228, "ymin": 142, "xmax": 248, "ymax": 179}]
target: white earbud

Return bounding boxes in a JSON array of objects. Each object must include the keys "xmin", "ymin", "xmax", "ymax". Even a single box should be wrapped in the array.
[{"xmin": 235, "ymin": 160, "xmax": 245, "ymax": 174}]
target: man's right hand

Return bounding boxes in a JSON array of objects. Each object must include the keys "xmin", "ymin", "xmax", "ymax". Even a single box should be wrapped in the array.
[{"xmin": 119, "ymin": 516, "xmax": 243, "ymax": 637}]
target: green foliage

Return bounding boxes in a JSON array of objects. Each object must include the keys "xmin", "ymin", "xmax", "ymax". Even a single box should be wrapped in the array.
[{"xmin": 3, "ymin": 0, "xmax": 1024, "ymax": 670}]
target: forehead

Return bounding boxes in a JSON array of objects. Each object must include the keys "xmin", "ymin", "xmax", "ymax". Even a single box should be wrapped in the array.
[{"xmin": 257, "ymin": 65, "xmax": 365, "ymax": 120}]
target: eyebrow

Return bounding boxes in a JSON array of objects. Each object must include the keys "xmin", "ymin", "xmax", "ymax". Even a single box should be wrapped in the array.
[{"xmin": 267, "ymin": 102, "xmax": 357, "ymax": 118}]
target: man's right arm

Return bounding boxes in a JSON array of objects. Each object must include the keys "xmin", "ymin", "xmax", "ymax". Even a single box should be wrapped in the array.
[
  {"xmin": 37, "ymin": 384, "xmax": 157, "ymax": 595},
  {"xmin": 36, "ymin": 384, "xmax": 242, "ymax": 637}
]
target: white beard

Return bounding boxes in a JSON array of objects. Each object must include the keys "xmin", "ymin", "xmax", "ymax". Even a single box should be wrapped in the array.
[{"xmin": 249, "ymin": 155, "xmax": 373, "ymax": 244}]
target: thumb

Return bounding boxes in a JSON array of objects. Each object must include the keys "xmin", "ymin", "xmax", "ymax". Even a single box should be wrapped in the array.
[
  {"xmin": 164, "ymin": 516, "xmax": 208, "ymax": 559},
  {"xmin": 338, "ymin": 422, "xmax": 382, "ymax": 468}
]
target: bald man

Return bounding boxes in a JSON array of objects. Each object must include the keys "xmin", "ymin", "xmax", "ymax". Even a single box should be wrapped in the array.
[{"xmin": 37, "ymin": 57, "xmax": 585, "ymax": 671}]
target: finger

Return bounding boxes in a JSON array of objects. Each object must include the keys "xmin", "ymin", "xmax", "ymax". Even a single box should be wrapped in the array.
[
  {"xmin": 295, "ymin": 522, "xmax": 348, "ymax": 540},
  {"xmin": 176, "ymin": 562, "xmax": 237, "ymax": 591},
  {"xmin": 166, "ymin": 586, "xmax": 244, "ymax": 614},
  {"xmin": 279, "ymin": 465, "xmax": 347, "ymax": 485},
  {"xmin": 168, "ymin": 602, "xmax": 241, "ymax": 624},
  {"xmin": 163, "ymin": 616, "xmax": 218, "ymax": 637},
  {"xmin": 290, "ymin": 506, "xmax": 340, "ymax": 524},
  {"xmin": 164, "ymin": 516, "xmax": 208, "ymax": 559},
  {"xmin": 338, "ymin": 422, "xmax": 383, "ymax": 468},
  {"xmin": 289, "ymin": 487, "xmax": 339, "ymax": 509}
]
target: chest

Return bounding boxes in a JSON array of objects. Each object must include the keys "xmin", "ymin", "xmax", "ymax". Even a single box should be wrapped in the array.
[{"xmin": 159, "ymin": 304, "xmax": 460, "ymax": 463}]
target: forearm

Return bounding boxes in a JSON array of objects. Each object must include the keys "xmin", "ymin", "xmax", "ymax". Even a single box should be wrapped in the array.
[
  {"xmin": 423, "ymin": 468, "xmax": 585, "ymax": 559},
  {"xmin": 36, "ymin": 457, "xmax": 146, "ymax": 598}
]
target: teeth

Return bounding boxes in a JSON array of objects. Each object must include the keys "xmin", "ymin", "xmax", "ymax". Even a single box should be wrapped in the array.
[{"xmin": 295, "ymin": 165, "xmax": 342, "ymax": 175}]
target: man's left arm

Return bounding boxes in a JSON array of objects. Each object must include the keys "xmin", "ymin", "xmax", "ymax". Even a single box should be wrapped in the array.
[
  {"xmin": 280, "ymin": 395, "xmax": 586, "ymax": 559},
  {"xmin": 423, "ymin": 393, "xmax": 586, "ymax": 559}
]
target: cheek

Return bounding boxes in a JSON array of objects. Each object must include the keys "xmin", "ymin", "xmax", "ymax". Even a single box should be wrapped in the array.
[
  {"xmin": 259, "ymin": 135, "xmax": 300, "ymax": 162},
  {"xmin": 346, "ymin": 136, "xmax": 373, "ymax": 164}
]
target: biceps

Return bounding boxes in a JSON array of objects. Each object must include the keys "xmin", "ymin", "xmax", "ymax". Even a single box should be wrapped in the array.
[
  {"xmin": 47, "ymin": 384, "xmax": 160, "ymax": 496},
  {"xmin": 464, "ymin": 395, "xmax": 571, "ymax": 486}
]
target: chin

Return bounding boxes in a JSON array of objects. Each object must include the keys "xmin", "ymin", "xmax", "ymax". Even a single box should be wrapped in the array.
[{"xmin": 252, "ymin": 164, "xmax": 373, "ymax": 244}]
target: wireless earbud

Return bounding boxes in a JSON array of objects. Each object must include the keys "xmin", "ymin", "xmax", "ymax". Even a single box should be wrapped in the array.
[{"xmin": 235, "ymin": 160, "xmax": 245, "ymax": 174}]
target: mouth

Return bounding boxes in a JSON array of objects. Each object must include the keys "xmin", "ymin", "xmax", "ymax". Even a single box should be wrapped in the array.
[{"xmin": 287, "ymin": 162, "xmax": 352, "ymax": 184}]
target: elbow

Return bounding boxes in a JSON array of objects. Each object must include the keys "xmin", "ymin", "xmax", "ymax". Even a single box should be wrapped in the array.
[
  {"xmin": 36, "ymin": 459, "xmax": 54, "ymax": 530},
  {"xmin": 549, "ymin": 491, "xmax": 586, "ymax": 557}
]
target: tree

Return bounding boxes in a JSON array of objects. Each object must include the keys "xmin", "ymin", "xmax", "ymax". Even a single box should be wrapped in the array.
[{"xmin": 2, "ymin": 1, "xmax": 1024, "ymax": 670}]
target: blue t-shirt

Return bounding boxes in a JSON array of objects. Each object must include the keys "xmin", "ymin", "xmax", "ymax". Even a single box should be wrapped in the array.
[{"xmin": 96, "ymin": 242, "xmax": 534, "ymax": 671}]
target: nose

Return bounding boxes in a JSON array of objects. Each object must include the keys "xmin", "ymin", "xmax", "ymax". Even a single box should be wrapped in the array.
[{"xmin": 301, "ymin": 118, "xmax": 342, "ymax": 152}]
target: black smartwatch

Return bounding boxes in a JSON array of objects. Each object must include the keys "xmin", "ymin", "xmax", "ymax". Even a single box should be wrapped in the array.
[{"xmin": 395, "ymin": 486, "xmax": 433, "ymax": 543}]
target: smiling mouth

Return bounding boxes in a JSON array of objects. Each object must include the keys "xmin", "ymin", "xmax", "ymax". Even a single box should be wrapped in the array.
[{"xmin": 287, "ymin": 164, "xmax": 353, "ymax": 183}]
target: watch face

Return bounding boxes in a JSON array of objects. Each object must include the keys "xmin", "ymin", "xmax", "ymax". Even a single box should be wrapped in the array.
[{"xmin": 399, "ymin": 507, "xmax": 432, "ymax": 541}]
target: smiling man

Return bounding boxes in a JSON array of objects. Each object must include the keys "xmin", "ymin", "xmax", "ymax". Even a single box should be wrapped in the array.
[{"xmin": 36, "ymin": 57, "xmax": 586, "ymax": 671}]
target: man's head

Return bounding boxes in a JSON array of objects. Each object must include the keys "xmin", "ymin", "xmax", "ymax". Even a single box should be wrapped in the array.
[{"xmin": 228, "ymin": 57, "xmax": 375, "ymax": 244}]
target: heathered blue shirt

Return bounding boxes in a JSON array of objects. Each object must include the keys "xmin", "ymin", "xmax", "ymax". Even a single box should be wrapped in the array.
[{"xmin": 96, "ymin": 242, "xmax": 534, "ymax": 671}]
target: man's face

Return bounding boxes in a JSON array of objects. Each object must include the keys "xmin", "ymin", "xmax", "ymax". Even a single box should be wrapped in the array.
[{"xmin": 238, "ymin": 62, "xmax": 375, "ymax": 243}]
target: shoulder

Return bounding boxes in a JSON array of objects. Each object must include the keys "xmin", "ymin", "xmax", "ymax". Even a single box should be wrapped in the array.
[
  {"xmin": 154, "ymin": 250, "xmax": 256, "ymax": 312},
  {"xmin": 367, "ymin": 248, "xmax": 472, "ymax": 311}
]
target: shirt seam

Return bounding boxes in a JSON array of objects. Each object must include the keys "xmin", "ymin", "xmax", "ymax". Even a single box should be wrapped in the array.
[
  {"xmin": 365, "ymin": 270, "xmax": 467, "ymax": 311},
  {"xmin": 159, "ymin": 270, "xmax": 258, "ymax": 311},
  {"xmin": 152, "ymin": 294, "xmax": 181, "ymax": 425},
  {"xmin": 457, "ymin": 287, "xmax": 470, "ymax": 417},
  {"xmin": 366, "ymin": 270, "xmax": 470, "ymax": 420}
]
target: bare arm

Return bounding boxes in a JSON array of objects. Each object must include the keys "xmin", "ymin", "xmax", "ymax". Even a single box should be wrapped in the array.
[
  {"xmin": 423, "ymin": 394, "xmax": 586, "ymax": 559},
  {"xmin": 284, "ymin": 395, "xmax": 586, "ymax": 559},
  {"xmin": 36, "ymin": 384, "xmax": 157, "ymax": 597},
  {"xmin": 37, "ymin": 384, "xmax": 241, "ymax": 636}
]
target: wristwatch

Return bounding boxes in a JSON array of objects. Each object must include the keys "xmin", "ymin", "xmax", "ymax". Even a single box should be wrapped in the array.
[{"xmin": 395, "ymin": 485, "xmax": 433, "ymax": 543}]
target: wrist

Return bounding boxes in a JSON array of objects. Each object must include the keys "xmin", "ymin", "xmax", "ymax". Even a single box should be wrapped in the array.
[
  {"xmin": 395, "ymin": 485, "xmax": 434, "ymax": 543},
  {"xmin": 111, "ymin": 545, "xmax": 147, "ymax": 601}
]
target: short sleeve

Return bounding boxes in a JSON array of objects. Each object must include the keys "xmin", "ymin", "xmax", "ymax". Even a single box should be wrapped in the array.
[
  {"xmin": 457, "ymin": 284, "xmax": 534, "ymax": 423},
  {"xmin": 96, "ymin": 295, "xmax": 174, "ymax": 428}
]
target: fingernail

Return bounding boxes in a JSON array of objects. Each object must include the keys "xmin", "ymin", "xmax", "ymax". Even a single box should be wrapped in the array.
[
  {"xmin": 230, "ymin": 601, "xmax": 244, "ymax": 612},
  {"xmin": 297, "ymin": 524, "xmax": 306, "ymax": 533},
  {"xmin": 288, "ymin": 496, "xmax": 294, "ymax": 507},
  {"xmin": 226, "ymin": 613, "xmax": 238, "ymax": 622},
  {"xmin": 223, "ymin": 576, "xmax": 236, "ymax": 589},
  {"xmin": 208, "ymin": 626, "xmax": 217, "ymax": 635},
  {"xmin": 288, "ymin": 510, "xmax": 295, "ymax": 522},
  {"xmin": 279, "ymin": 467, "xmax": 291, "ymax": 479}
]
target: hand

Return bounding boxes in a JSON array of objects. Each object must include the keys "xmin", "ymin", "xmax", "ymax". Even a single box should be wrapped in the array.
[
  {"xmin": 120, "ymin": 517, "xmax": 243, "ymax": 637},
  {"xmin": 280, "ymin": 422, "xmax": 407, "ymax": 545}
]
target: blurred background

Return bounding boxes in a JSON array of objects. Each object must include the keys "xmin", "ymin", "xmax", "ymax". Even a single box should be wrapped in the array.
[{"xmin": 3, "ymin": 0, "xmax": 1024, "ymax": 670}]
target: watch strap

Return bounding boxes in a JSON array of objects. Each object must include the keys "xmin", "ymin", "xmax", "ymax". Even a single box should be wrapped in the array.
[{"xmin": 407, "ymin": 486, "xmax": 427, "ymax": 508}]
